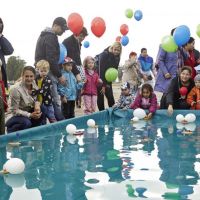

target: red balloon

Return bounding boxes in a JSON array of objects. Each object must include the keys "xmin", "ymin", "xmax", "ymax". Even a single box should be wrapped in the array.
[
  {"xmin": 116, "ymin": 36, "xmax": 121, "ymax": 42},
  {"xmin": 91, "ymin": 17, "xmax": 106, "ymax": 38},
  {"xmin": 179, "ymin": 87, "xmax": 188, "ymax": 96},
  {"xmin": 120, "ymin": 24, "xmax": 129, "ymax": 36},
  {"xmin": 67, "ymin": 13, "xmax": 84, "ymax": 35}
]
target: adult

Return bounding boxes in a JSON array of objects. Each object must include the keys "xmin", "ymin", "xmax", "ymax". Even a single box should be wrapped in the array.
[
  {"xmin": 6, "ymin": 66, "xmax": 45, "ymax": 133},
  {"xmin": 122, "ymin": 51, "xmax": 141, "ymax": 95},
  {"xmin": 160, "ymin": 66, "xmax": 194, "ymax": 116},
  {"xmin": 62, "ymin": 27, "xmax": 88, "ymax": 108},
  {"xmin": 0, "ymin": 17, "xmax": 14, "ymax": 88},
  {"xmin": 138, "ymin": 48, "xmax": 155, "ymax": 87},
  {"xmin": 96, "ymin": 41, "xmax": 122, "ymax": 111},
  {"xmin": 183, "ymin": 37, "xmax": 200, "ymax": 79},
  {"xmin": 35, "ymin": 17, "xmax": 68, "ymax": 121},
  {"xmin": 154, "ymin": 29, "xmax": 187, "ymax": 103}
]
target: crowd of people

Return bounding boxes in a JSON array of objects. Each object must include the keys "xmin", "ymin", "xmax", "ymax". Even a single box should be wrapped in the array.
[{"xmin": 0, "ymin": 17, "xmax": 200, "ymax": 135}]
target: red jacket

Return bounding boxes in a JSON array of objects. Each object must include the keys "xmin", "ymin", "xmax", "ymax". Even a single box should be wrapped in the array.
[{"xmin": 82, "ymin": 69, "xmax": 100, "ymax": 96}]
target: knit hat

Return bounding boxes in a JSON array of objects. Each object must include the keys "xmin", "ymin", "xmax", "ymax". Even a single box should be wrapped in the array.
[
  {"xmin": 53, "ymin": 17, "xmax": 68, "ymax": 31},
  {"xmin": 63, "ymin": 57, "xmax": 75, "ymax": 65},
  {"xmin": 121, "ymin": 82, "xmax": 130, "ymax": 90},
  {"xmin": 194, "ymin": 74, "xmax": 200, "ymax": 82}
]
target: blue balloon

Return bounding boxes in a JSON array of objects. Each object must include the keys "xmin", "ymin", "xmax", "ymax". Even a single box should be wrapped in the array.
[
  {"xmin": 58, "ymin": 43, "xmax": 67, "ymax": 64},
  {"xmin": 173, "ymin": 25, "xmax": 190, "ymax": 46},
  {"xmin": 134, "ymin": 10, "xmax": 143, "ymax": 21},
  {"xmin": 83, "ymin": 41, "xmax": 90, "ymax": 48},
  {"xmin": 121, "ymin": 35, "xmax": 129, "ymax": 46}
]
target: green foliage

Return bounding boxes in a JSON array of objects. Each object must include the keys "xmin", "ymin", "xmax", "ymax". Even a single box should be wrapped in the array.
[{"xmin": 6, "ymin": 56, "xmax": 26, "ymax": 81}]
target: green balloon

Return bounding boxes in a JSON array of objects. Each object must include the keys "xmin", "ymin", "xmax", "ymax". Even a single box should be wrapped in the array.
[
  {"xmin": 161, "ymin": 35, "xmax": 178, "ymax": 53},
  {"xmin": 196, "ymin": 24, "xmax": 200, "ymax": 38},
  {"xmin": 105, "ymin": 68, "xmax": 118, "ymax": 82},
  {"xmin": 125, "ymin": 8, "xmax": 133, "ymax": 18}
]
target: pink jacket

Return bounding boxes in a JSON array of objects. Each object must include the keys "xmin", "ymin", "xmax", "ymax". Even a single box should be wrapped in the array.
[
  {"xmin": 130, "ymin": 92, "xmax": 157, "ymax": 113},
  {"xmin": 82, "ymin": 69, "xmax": 100, "ymax": 96}
]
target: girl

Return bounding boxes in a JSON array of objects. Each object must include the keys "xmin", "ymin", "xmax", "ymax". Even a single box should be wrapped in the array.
[
  {"xmin": 82, "ymin": 56, "xmax": 102, "ymax": 114},
  {"xmin": 130, "ymin": 83, "xmax": 157, "ymax": 119}
]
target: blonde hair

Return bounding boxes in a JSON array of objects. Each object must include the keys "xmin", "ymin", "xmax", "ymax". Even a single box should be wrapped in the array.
[
  {"xmin": 36, "ymin": 60, "xmax": 50, "ymax": 71},
  {"xmin": 109, "ymin": 41, "xmax": 122, "ymax": 55},
  {"xmin": 83, "ymin": 56, "xmax": 95, "ymax": 69}
]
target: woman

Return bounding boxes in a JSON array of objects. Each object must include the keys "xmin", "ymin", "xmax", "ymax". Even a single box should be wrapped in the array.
[
  {"xmin": 96, "ymin": 41, "xmax": 122, "ymax": 111},
  {"xmin": 6, "ymin": 66, "xmax": 45, "ymax": 133},
  {"xmin": 160, "ymin": 66, "xmax": 195, "ymax": 115}
]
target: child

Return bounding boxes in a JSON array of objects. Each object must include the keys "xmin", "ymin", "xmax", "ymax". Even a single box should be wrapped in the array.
[
  {"xmin": 82, "ymin": 56, "xmax": 102, "ymax": 114},
  {"xmin": 113, "ymin": 82, "xmax": 133, "ymax": 109},
  {"xmin": 130, "ymin": 83, "xmax": 157, "ymax": 119},
  {"xmin": 58, "ymin": 57, "xmax": 83, "ymax": 119},
  {"xmin": 35, "ymin": 60, "xmax": 56, "ymax": 123},
  {"xmin": 187, "ymin": 74, "xmax": 200, "ymax": 109}
]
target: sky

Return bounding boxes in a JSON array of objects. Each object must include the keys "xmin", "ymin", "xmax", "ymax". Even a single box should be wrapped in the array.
[{"xmin": 1, "ymin": 0, "xmax": 200, "ymax": 66}]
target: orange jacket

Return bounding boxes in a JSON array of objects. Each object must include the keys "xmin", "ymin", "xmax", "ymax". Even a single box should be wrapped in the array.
[{"xmin": 187, "ymin": 86, "xmax": 200, "ymax": 109}]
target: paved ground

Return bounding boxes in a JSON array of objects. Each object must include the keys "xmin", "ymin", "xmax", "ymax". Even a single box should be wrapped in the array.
[{"xmin": 75, "ymin": 81, "xmax": 122, "ymax": 117}]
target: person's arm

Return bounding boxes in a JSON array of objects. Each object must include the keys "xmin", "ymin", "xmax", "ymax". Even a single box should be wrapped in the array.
[
  {"xmin": 9, "ymin": 87, "xmax": 31, "ymax": 118},
  {"xmin": 149, "ymin": 93, "xmax": 158, "ymax": 114},
  {"xmin": 98, "ymin": 52, "xmax": 109, "ymax": 84},
  {"xmin": 130, "ymin": 94, "xmax": 141, "ymax": 109},
  {"xmin": 165, "ymin": 77, "xmax": 177, "ymax": 107},
  {"xmin": 0, "ymin": 35, "xmax": 14, "ymax": 55},
  {"xmin": 186, "ymin": 87, "xmax": 196, "ymax": 107}
]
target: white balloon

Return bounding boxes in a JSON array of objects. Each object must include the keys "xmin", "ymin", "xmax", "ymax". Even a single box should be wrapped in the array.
[
  {"xmin": 176, "ymin": 114, "xmax": 185, "ymax": 123},
  {"xmin": 133, "ymin": 108, "xmax": 146, "ymax": 120},
  {"xmin": 185, "ymin": 113, "xmax": 196, "ymax": 123},
  {"xmin": 4, "ymin": 174, "xmax": 25, "ymax": 188},
  {"xmin": 184, "ymin": 123, "xmax": 196, "ymax": 131},
  {"xmin": 87, "ymin": 119, "xmax": 96, "ymax": 127},
  {"xmin": 66, "ymin": 124, "xmax": 77, "ymax": 135},
  {"xmin": 3, "ymin": 158, "xmax": 25, "ymax": 174},
  {"xmin": 132, "ymin": 117, "xmax": 139, "ymax": 122}
]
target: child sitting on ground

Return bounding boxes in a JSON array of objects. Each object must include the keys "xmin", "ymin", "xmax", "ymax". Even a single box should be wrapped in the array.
[
  {"xmin": 187, "ymin": 74, "xmax": 200, "ymax": 109},
  {"xmin": 58, "ymin": 57, "xmax": 83, "ymax": 119},
  {"xmin": 130, "ymin": 83, "xmax": 157, "ymax": 119},
  {"xmin": 113, "ymin": 82, "xmax": 133, "ymax": 109}
]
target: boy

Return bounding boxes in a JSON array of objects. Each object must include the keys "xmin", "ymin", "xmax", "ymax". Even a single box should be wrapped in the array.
[
  {"xmin": 58, "ymin": 57, "xmax": 83, "ymax": 119},
  {"xmin": 35, "ymin": 60, "xmax": 56, "ymax": 123}
]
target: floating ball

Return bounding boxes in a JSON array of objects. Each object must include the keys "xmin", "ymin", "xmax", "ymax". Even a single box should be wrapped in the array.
[
  {"xmin": 185, "ymin": 113, "xmax": 196, "ymax": 123},
  {"xmin": 179, "ymin": 87, "xmax": 188, "ymax": 96},
  {"xmin": 3, "ymin": 158, "xmax": 25, "ymax": 174},
  {"xmin": 87, "ymin": 119, "xmax": 95, "ymax": 127},
  {"xmin": 132, "ymin": 117, "xmax": 139, "ymax": 122},
  {"xmin": 133, "ymin": 108, "xmax": 146, "ymax": 119},
  {"xmin": 176, "ymin": 114, "xmax": 185, "ymax": 123},
  {"xmin": 105, "ymin": 68, "xmax": 118, "ymax": 82},
  {"xmin": 66, "ymin": 124, "xmax": 77, "ymax": 135}
]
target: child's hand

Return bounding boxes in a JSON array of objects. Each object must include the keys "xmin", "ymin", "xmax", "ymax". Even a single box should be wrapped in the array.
[
  {"xmin": 167, "ymin": 105, "xmax": 173, "ymax": 116},
  {"xmin": 100, "ymin": 86, "xmax": 105, "ymax": 95},
  {"xmin": 34, "ymin": 102, "xmax": 41, "ymax": 114}
]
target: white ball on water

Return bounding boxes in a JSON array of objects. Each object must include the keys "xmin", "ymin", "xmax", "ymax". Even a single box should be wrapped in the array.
[
  {"xmin": 176, "ymin": 114, "xmax": 185, "ymax": 123},
  {"xmin": 132, "ymin": 117, "xmax": 139, "ymax": 122},
  {"xmin": 66, "ymin": 124, "xmax": 77, "ymax": 135},
  {"xmin": 3, "ymin": 158, "xmax": 25, "ymax": 174},
  {"xmin": 185, "ymin": 113, "xmax": 196, "ymax": 123},
  {"xmin": 133, "ymin": 108, "xmax": 146, "ymax": 120},
  {"xmin": 87, "ymin": 119, "xmax": 96, "ymax": 127}
]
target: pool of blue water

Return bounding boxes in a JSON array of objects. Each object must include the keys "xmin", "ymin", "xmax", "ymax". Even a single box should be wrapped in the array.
[{"xmin": 0, "ymin": 110, "xmax": 200, "ymax": 199}]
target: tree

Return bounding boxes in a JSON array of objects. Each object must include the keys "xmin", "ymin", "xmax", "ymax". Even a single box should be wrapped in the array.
[{"xmin": 6, "ymin": 56, "xmax": 26, "ymax": 82}]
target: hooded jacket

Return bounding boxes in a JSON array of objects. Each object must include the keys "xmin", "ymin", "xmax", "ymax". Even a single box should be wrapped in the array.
[{"xmin": 35, "ymin": 28, "xmax": 61, "ymax": 78}]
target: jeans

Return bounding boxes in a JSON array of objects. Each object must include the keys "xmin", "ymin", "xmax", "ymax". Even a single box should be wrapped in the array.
[
  {"xmin": 48, "ymin": 72, "xmax": 64, "ymax": 121},
  {"xmin": 42, "ymin": 104, "xmax": 56, "ymax": 123}
]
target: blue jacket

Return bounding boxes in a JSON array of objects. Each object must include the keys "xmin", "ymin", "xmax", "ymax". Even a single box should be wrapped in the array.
[
  {"xmin": 0, "ymin": 35, "xmax": 14, "ymax": 88},
  {"xmin": 57, "ymin": 70, "xmax": 83, "ymax": 101}
]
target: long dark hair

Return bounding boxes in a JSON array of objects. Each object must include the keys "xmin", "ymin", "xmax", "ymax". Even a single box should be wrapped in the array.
[
  {"xmin": 141, "ymin": 83, "xmax": 153, "ymax": 97},
  {"xmin": 21, "ymin": 66, "xmax": 36, "ymax": 76}
]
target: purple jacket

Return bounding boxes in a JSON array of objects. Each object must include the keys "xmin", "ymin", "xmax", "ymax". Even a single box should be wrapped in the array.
[
  {"xmin": 130, "ymin": 92, "xmax": 157, "ymax": 113},
  {"xmin": 154, "ymin": 46, "xmax": 179, "ymax": 93},
  {"xmin": 82, "ymin": 69, "xmax": 100, "ymax": 96}
]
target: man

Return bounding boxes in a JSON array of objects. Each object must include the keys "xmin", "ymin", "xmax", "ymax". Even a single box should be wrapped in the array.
[
  {"xmin": 35, "ymin": 17, "xmax": 68, "ymax": 121},
  {"xmin": 62, "ymin": 27, "xmax": 88, "ymax": 108}
]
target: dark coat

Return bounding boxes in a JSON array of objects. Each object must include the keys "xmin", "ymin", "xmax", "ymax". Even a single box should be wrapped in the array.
[
  {"xmin": 96, "ymin": 47, "xmax": 120, "ymax": 85},
  {"xmin": 62, "ymin": 35, "xmax": 82, "ymax": 66},
  {"xmin": 160, "ymin": 76, "xmax": 195, "ymax": 109},
  {"xmin": 35, "ymin": 28, "xmax": 61, "ymax": 78},
  {"xmin": 0, "ymin": 35, "xmax": 14, "ymax": 88}
]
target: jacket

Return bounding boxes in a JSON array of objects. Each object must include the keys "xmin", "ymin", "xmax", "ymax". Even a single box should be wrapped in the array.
[
  {"xmin": 0, "ymin": 35, "xmax": 14, "ymax": 88},
  {"xmin": 35, "ymin": 28, "xmax": 61, "ymax": 78},
  {"xmin": 82, "ymin": 69, "xmax": 100, "ymax": 96},
  {"xmin": 57, "ymin": 70, "xmax": 83, "ymax": 101},
  {"xmin": 187, "ymin": 86, "xmax": 200, "ymax": 109},
  {"xmin": 130, "ymin": 92, "xmax": 157, "ymax": 113},
  {"xmin": 114, "ymin": 94, "xmax": 133, "ymax": 109}
]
